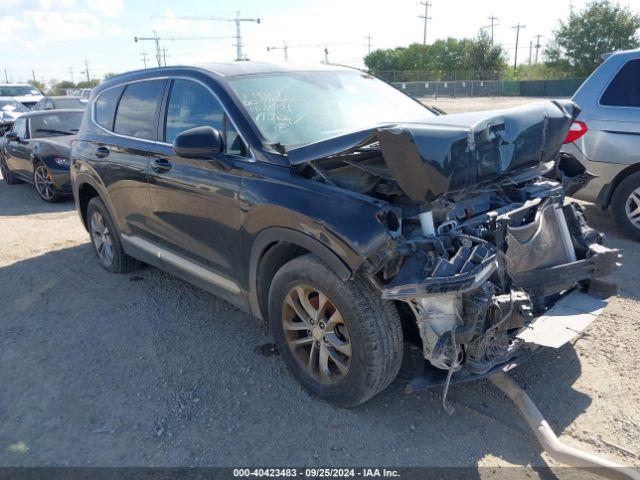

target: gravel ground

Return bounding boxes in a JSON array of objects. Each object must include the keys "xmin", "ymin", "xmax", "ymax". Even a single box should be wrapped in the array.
[{"xmin": 1, "ymin": 99, "xmax": 638, "ymax": 474}]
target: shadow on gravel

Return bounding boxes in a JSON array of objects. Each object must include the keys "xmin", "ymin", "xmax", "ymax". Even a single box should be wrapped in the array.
[
  {"xmin": 0, "ymin": 244, "xmax": 593, "ymax": 472},
  {"xmin": 0, "ymin": 178, "xmax": 74, "ymax": 216}
]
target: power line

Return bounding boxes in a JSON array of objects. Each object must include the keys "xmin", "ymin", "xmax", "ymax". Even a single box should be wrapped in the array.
[
  {"xmin": 419, "ymin": 1, "xmax": 432, "ymax": 45},
  {"xmin": 511, "ymin": 23, "xmax": 526, "ymax": 77},
  {"xmin": 364, "ymin": 33, "xmax": 373, "ymax": 55}
]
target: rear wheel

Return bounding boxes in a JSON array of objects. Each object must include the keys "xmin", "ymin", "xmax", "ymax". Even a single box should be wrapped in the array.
[
  {"xmin": 86, "ymin": 197, "xmax": 139, "ymax": 273},
  {"xmin": 268, "ymin": 254, "xmax": 403, "ymax": 407},
  {"xmin": 33, "ymin": 162, "xmax": 62, "ymax": 202},
  {"xmin": 611, "ymin": 171, "xmax": 640, "ymax": 242},
  {"xmin": 0, "ymin": 152, "xmax": 21, "ymax": 185}
]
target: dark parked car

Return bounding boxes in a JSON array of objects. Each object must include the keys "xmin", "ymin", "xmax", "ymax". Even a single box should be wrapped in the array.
[
  {"xmin": 0, "ymin": 109, "xmax": 83, "ymax": 202},
  {"xmin": 32, "ymin": 96, "xmax": 88, "ymax": 111},
  {"xmin": 70, "ymin": 64, "xmax": 620, "ymax": 407}
]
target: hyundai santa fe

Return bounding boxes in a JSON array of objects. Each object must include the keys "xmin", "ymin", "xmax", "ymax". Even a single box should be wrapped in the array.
[{"xmin": 70, "ymin": 63, "xmax": 620, "ymax": 407}]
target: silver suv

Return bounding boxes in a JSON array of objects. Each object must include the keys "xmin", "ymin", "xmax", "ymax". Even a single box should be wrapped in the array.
[{"xmin": 563, "ymin": 49, "xmax": 640, "ymax": 240}]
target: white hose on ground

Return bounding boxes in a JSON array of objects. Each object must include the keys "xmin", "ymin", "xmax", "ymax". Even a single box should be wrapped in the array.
[{"xmin": 490, "ymin": 373, "xmax": 640, "ymax": 480}]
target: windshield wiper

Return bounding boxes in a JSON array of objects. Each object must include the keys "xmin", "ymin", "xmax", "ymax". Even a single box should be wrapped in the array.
[{"xmin": 35, "ymin": 128, "xmax": 73, "ymax": 136}]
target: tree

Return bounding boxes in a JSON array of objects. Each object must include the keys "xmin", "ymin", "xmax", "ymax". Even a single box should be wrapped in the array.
[
  {"xmin": 364, "ymin": 33, "xmax": 507, "ymax": 81},
  {"xmin": 545, "ymin": 0, "xmax": 640, "ymax": 77},
  {"xmin": 27, "ymin": 79, "xmax": 46, "ymax": 93}
]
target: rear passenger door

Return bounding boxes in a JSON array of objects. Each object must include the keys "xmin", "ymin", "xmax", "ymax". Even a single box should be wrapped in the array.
[
  {"xmin": 91, "ymin": 79, "xmax": 166, "ymax": 238},
  {"xmin": 589, "ymin": 58, "xmax": 640, "ymax": 165},
  {"xmin": 145, "ymin": 78, "xmax": 249, "ymax": 300}
]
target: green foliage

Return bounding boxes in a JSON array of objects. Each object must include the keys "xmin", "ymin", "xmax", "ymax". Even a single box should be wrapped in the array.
[
  {"xmin": 364, "ymin": 32, "xmax": 508, "ymax": 81},
  {"xmin": 545, "ymin": 0, "xmax": 640, "ymax": 77},
  {"xmin": 46, "ymin": 78, "xmax": 99, "ymax": 95},
  {"xmin": 27, "ymin": 79, "xmax": 46, "ymax": 93}
]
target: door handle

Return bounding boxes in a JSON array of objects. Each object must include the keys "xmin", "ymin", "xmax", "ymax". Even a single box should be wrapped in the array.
[
  {"xmin": 95, "ymin": 146, "xmax": 110, "ymax": 158},
  {"xmin": 151, "ymin": 158, "xmax": 172, "ymax": 173}
]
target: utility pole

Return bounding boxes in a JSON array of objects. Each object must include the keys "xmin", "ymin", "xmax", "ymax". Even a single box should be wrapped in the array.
[
  {"xmin": 487, "ymin": 15, "xmax": 498, "ymax": 45},
  {"xmin": 364, "ymin": 33, "xmax": 373, "ymax": 55},
  {"xmin": 231, "ymin": 11, "xmax": 261, "ymax": 61},
  {"xmin": 533, "ymin": 34, "xmax": 543, "ymax": 64},
  {"xmin": 419, "ymin": 1, "xmax": 432, "ymax": 45},
  {"xmin": 528, "ymin": 40, "xmax": 533, "ymax": 67},
  {"xmin": 151, "ymin": 12, "xmax": 260, "ymax": 62},
  {"xmin": 161, "ymin": 48, "xmax": 168, "ymax": 66},
  {"xmin": 31, "ymin": 70, "xmax": 36, "ymax": 83},
  {"xmin": 141, "ymin": 52, "xmax": 149, "ymax": 68},
  {"xmin": 267, "ymin": 41, "xmax": 289, "ymax": 61},
  {"xmin": 4, "ymin": 70, "xmax": 8, "ymax": 83},
  {"xmin": 83, "ymin": 59, "xmax": 90, "ymax": 82},
  {"xmin": 324, "ymin": 46, "xmax": 329, "ymax": 64},
  {"xmin": 511, "ymin": 23, "xmax": 526, "ymax": 77},
  {"xmin": 68, "ymin": 66, "xmax": 74, "ymax": 83}
]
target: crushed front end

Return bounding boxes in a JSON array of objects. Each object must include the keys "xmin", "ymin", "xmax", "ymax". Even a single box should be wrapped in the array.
[{"xmin": 289, "ymin": 99, "xmax": 622, "ymax": 389}]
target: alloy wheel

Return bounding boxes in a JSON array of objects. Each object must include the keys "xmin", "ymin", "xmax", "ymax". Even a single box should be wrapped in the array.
[
  {"xmin": 90, "ymin": 211, "xmax": 114, "ymax": 266},
  {"xmin": 34, "ymin": 164, "xmax": 56, "ymax": 200},
  {"xmin": 625, "ymin": 187, "xmax": 640, "ymax": 230},
  {"xmin": 282, "ymin": 285, "xmax": 352, "ymax": 384}
]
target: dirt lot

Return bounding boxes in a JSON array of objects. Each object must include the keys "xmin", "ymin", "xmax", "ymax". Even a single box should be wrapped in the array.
[
  {"xmin": 420, "ymin": 96, "xmax": 549, "ymax": 114},
  {"xmin": 1, "ymin": 97, "xmax": 639, "ymax": 475}
]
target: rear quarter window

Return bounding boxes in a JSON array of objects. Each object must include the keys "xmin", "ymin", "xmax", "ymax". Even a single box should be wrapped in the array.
[
  {"xmin": 600, "ymin": 59, "xmax": 640, "ymax": 107},
  {"xmin": 94, "ymin": 86, "xmax": 124, "ymax": 130},
  {"xmin": 114, "ymin": 80, "xmax": 165, "ymax": 140}
]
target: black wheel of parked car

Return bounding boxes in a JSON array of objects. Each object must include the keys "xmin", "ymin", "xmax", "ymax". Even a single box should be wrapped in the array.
[
  {"xmin": 33, "ymin": 162, "xmax": 63, "ymax": 202},
  {"xmin": 268, "ymin": 254, "xmax": 403, "ymax": 407},
  {"xmin": 611, "ymin": 171, "xmax": 640, "ymax": 242},
  {"xmin": 0, "ymin": 152, "xmax": 22, "ymax": 185},
  {"xmin": 86, "ymin": 197, "xmax": 139, "ymax": 273}
]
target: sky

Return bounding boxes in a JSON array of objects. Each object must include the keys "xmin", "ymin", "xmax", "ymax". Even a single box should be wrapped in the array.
[{"xmin": 0, "ymin": 0, "xmax": 632, "ymax": 85}]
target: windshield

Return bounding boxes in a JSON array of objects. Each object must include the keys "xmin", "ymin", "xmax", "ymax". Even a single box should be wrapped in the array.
[
  {"xmin": 30, "ymin": 112, "xmax": 83, "ymax": 138},
  {"xmin": 0, "ymin": 99, "xmax": 28, "ymax": 113},
  {"xmin": 0, "ymin": 86, "xmax": 42, "ymax": 96},
  {"xmin": 227, "ymin": 70, "xmax": 434, "ymax": 148},
  {"xmin": 54, "ymin": 97, "xmax": 88, "ymax": 109}
]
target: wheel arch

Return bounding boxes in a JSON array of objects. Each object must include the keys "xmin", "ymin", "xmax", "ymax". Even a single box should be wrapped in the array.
[
  {"xmin": 600, "ymin": 162, "xmax": 640, "ymax": 209},
  {"xmin": 248, "ymin": 227, "xmax": 353, "ymax": 321}
]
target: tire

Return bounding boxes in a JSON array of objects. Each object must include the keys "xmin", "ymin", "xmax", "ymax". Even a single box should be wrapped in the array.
[
  {"xmin": 0, "ymin": 152, "xmax": 22, "ymax": 185},
  {"xmin": 268, "ymin": 254, "xmax": 403, "ymax": 407},
  {"xmin": 33, "ymin": 161, "xmax": 63, "ymax": 202},
  {"xmin": 611, "ymin": 171, "xmax": 640, "ymax": 242},
  {"xmin": 86, "ymin": 197, "xmax": 139, "ymax": 273}
]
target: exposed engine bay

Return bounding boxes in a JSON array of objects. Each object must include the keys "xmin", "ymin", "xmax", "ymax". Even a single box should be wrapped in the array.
[{"xmin": 289, "ymin": 100, "xmax": 621, "ymax": 384}]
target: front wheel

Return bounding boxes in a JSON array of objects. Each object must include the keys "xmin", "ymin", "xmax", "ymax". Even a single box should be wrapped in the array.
[
  {"xmin": 611, "ymin": 171, "xmax": 640, "ymax": 242},
  {"xmin": 268, "ymin": 254, "xmax": 403, "ymax": 407}
]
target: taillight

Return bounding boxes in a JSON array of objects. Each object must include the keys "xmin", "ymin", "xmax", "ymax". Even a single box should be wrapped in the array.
[{"xmin": 563, "ymin": 120, "xmax": 588, "ymax": 144}]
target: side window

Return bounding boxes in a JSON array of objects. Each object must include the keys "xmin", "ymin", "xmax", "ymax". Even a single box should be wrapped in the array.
[
  {"xmin": 164, "ymin": 79, "xmax": 224, "ymax": 144},
  {"xmin": 601, "ymin": 59, "xmax": 640, "ymax": 107},
  {"xmin": 13, "ymin": 117, "xmax": 27, "ymax": 138},
  {"xmin": 95, "ymin": 85, "xmax": 124, "ymax": 130},
  {"xmin": 114, "ymin": 80, "xmax": 165, "ymax": 140},
  {"xmin": 45, "ymin": 100, "xmax": 54, "ymax": 110},
  {"xmin": 225, "ymin": 118, "xmax": 248, "ymax": 156}
]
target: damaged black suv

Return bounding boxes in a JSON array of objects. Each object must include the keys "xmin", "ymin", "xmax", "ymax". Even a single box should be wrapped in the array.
[{"xmin": 71, "ymin": 63, "xmax": 620, "ymax": 407}]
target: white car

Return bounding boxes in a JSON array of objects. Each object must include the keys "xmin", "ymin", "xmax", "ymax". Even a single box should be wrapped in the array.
[
  {"xmin": 0, "ymin": 84, "xmax": 44, "ymax": 109},
  {"xmin": 0, "ymin": 97, "xmax": 29, "ymax": 134}
]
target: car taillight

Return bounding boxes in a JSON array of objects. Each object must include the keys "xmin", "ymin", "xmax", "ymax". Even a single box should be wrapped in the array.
[{"xmin": 563, "ymin": 121, "xmax": 588, "ymax": 144}]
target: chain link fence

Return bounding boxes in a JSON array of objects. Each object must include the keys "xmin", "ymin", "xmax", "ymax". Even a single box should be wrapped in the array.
[{"xmin": 390, "ymin": 78, "xmax": 585, "ymax": 98}]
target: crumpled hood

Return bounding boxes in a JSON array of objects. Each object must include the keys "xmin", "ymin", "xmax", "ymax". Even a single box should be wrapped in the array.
[
  {"xmin": 0, "ymin": 110, "xmax": 24, "ymax": 124},
  {"xmin": 288, "ymin": 100, "xmax": 579, "ymax": 202}
]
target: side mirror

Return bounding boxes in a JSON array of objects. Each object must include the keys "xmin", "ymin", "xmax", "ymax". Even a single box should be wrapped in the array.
[
  {"xmin": 5, "ymin": 131, "xmax": 19, "ymax": 142},
  {"xmin": 173, "ymin": 126, "xmax": 224, "ymax": 159}
]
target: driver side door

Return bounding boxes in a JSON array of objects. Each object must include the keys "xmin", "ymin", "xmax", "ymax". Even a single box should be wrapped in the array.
[{"xmin": 5, "ymin": 116, "xmax": 33, "ymax": 177}]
